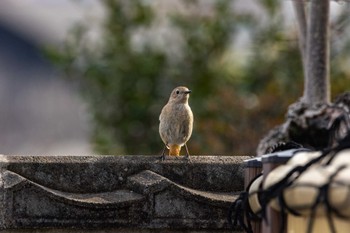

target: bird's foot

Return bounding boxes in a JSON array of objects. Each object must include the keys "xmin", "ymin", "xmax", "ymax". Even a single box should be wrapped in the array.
[
  {"xmin": 184, "ymin": 144, "xmax": 191, "ymax": 162},
  {"xmin": 159, "ymin": 146, "xmax": 167, "ymax": 161},
  {"xmin": 184, "ymin": 154, "xmax": 192, "ymax": 163}
]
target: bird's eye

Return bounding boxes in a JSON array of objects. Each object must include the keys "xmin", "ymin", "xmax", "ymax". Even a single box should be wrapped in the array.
[{"xmin": 176, "ymin": 90, "xmax": 180, "ymax": 94}]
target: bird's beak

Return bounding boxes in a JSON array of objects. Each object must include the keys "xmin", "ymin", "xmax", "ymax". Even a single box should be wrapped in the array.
[{"xmin": 185, "ymin": 90, "xmax": 192, "ymax": 94}]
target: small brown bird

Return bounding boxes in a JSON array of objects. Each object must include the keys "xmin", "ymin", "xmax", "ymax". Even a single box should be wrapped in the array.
[{"xmin": 159, "ymin": 86, "xmax": 193, "ymax": 159}]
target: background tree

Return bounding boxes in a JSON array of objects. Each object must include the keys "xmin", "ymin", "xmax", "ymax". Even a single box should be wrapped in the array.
[
  {"xmin": 257, "ymin": 0, "xmax": 350, "ymax": 154},
  {"xmin": 47, "ymin": 0, "xmax": 350, "ymax": 156},
  {"xmin": 304, "ymin": 0, "xmax": 330, "ymax": 104}
]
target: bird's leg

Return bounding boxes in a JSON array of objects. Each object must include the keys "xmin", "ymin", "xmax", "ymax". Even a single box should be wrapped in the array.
[
  {"xmin": 160, "ymin": 145, "xmax": 167, "ymax": 161},
  {"xmin": 184, "ymin": 144, "xmax": 191, "ymax": 161}
]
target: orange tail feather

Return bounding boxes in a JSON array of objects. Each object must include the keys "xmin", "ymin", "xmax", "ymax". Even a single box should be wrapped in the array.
[{"xmin": 169, "ymin": 144, "xmax": 181, "ymax": 156}]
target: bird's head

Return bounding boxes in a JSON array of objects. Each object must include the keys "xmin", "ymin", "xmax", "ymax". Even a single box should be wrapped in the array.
[{"xmin": 169, "ymin": 86, "xmax": 191, "ymax": 104}]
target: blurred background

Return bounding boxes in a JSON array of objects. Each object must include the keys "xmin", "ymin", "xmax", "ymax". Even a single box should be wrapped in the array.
[
  {"xmin": 0, "ymin": 0, "xmax": 101, "ymax": 155},
  {"xmin": 1, "ymin": 0, "xmax": 350, "ymax": 156}
]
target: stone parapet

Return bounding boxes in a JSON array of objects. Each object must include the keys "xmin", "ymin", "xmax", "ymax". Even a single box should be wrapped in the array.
[{"xmin": 0, "ymin": 155, "xmax": 248, "ymax": 232}]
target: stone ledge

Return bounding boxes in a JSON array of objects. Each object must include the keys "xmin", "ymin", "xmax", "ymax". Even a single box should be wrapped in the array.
[
  {"xmin": 1, "ymin": 228, "xmax": 242, "ymax": 233},
  {"xmin": 0, "ymin": 154, "xmax": 249, "ymax": 232}
]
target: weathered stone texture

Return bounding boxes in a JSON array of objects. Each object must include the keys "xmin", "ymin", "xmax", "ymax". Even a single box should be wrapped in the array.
[{"xmin": 0, "ymin": 155, "xmax": 248, "ymax": 232}]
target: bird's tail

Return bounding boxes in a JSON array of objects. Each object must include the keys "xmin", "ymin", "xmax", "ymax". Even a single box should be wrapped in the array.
[{"xmin": 169, "ymin": 144, "xmax": 181, "ymax": 156}]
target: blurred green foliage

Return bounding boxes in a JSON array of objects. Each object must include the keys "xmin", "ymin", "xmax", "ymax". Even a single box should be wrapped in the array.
[{"xmin": 46, "ymin": 0, "xmax": 350, "ymax": 155}]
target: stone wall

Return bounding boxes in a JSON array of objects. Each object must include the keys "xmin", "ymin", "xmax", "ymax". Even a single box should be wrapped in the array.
[{"xmin": 0, "ymin": 155, "xmax": 248, "ymax": 232}]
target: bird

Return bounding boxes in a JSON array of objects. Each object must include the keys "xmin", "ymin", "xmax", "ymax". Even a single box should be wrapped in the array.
[{"xmin": 159, "ymin": 86, "xmax": 193, "ymax": 160}]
